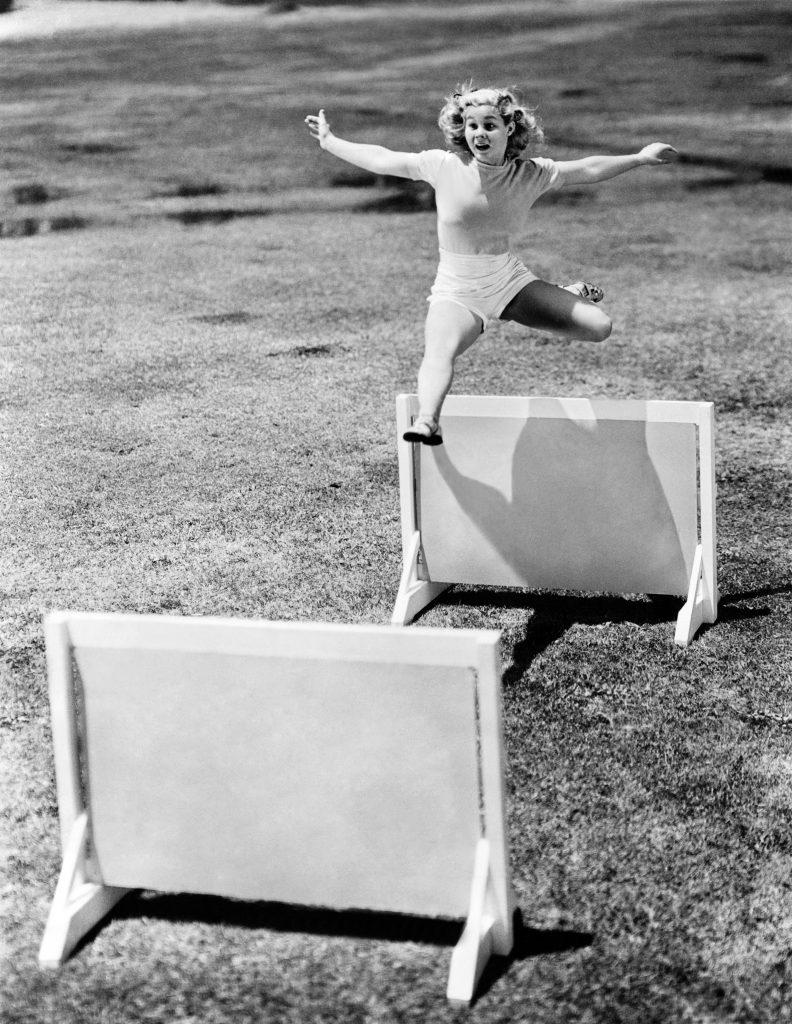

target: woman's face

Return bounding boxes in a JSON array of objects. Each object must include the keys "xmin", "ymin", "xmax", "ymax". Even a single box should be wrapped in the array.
[{"xmin": 463, "ymin": 103, "xmax": 513, "ymax": 165}]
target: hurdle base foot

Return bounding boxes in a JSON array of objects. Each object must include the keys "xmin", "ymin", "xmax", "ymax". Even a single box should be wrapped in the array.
[
  {"xmin": 674, "ymin": 544, "xmax": 718, "ymax": 647},
  {"xmin": 39, "ymin": 811, "xmax": 131, "ymax": 968},
  {"xmin": 446, "ymin": 838, "xmax": 515, "ymax": 1006},
  {"xmin": 391, "ymin": 531, "xmax": 451, "ymax": 625}
]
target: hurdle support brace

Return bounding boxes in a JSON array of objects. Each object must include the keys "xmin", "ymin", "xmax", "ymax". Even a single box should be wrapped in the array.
[
  {"xmin": 39, "ymin": 811, "xmax": 131, "ymax": 969},
  {"xmin": 674, "ymin": 544, "xmax": 718, "ymax": 648},
  {"xmin": 391, "ymin": 530, "xmax": 451, "ymax": 626},
  {"xmin": 446, "ymin": 838, "xmax": 514, "ymax": 1007}
]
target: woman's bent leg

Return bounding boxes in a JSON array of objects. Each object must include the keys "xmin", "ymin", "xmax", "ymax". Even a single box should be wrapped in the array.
[
  {"xmin": 417, "ymin": 300, "xmax": 483, "ymax": 423},
  {"xmin": 501, "ymin": 279, "xmax": 612, "ymax": 342}
]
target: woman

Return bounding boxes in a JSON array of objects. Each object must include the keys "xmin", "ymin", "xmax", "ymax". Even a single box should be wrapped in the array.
[{"xmin": 305, "ymin": 84, "xmax": 677, "ymax": 444}]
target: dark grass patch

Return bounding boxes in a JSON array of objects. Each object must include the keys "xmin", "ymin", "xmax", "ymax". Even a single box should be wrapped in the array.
[
  {"xmin": 291, "ymin": 343, "xmax": 333, "ymax": 357},
  {"xmin": 50, "ymin": 215, "xmax": 90, "ymax": 232},
  {"xmin": 714, "ymin": 51, "xmax": 769, "ymax": 64},
  {"xmin": 684, "ymin": 174, "xmax": 747, "ymax": 191},
  {"xmin": 724, "ymin": 243, "xmax": 791, "ymax": 273},
  {"xmin": 58, "ymin": 140, "xmax": 132, "ymax": 155},
  {"xmin": 329, "ymin": 170, "xmax": 435, "ymax": 211},
  {"xmin": 219, "ymin": 0, "xmax": 298, "ymax": 6},
  {"xmin": 262, "ymin": 343, "xmax": 340, "ymax": 359},
  {"xmin": 762, "ymin": 166, "xmax": 792, "ymax": 185},
  {"xmin": 717, "ymin": 465, "xmax": 791, "ymax": 508},
  {"xmin": 541, "ymin": 188, "xmax": 593, "ymax": 206},
  {"xmin": 0, "ymin": 217, "xmax": 41, "ymax": 239},
  {"xmin": 357, "ymin": 189, "xmax": 434, "ymax": 213},
  {"xmin": 361, "ymin": 457, "xmax": 398, "ymax": 488},
  {"xmin": 12, "ymin": 183, "xmax": 52, "ymax": 205},
  {"xmin": 267, "ymin": 343, "xmax": 340, "ymax": 358},
  {"xmin": 192, "ymin": 311, "xmax": 262, "ymax": 325},
  {"xmin": 329, "ymin": 169, "xmax": 380, "ymax": 188},
  {"xmin": 97, "ymin": 439, "xmax": 144, "ymax": 456},
  {"xmin": 328, "ymin": 170, "xmax": 434, "ymax": 194},
  {"xmin": 682, "ymin": 165, "xmax": 792, "ymax": 189},
  {"xmin": 709, "ymin": 376, "xmax": 792, "ymax": 414},
  {"xmin": 754, "ymin": 97, "xmax": 792, "ymax": 110},
  {"xmin": 678, "ymin": 154, "xmax": 792, "ymax": 186},
  {"xmin": 0, "ymin": 215, "xmax": 90, "ymax": 238},
  {"xmin": 153, "ymin": 181, "xmax": 228, "ymax": 199},
  {"xmin": 167, "ymin": 207, "xmax": 271, "ymax": 226}
]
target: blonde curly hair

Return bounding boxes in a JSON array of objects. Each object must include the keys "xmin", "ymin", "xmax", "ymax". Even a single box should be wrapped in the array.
[{"xmin": 437, "ymin": 82, "xmax": 544, "ymax": 160}]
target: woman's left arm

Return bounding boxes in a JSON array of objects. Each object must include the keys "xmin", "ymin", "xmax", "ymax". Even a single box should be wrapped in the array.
[{"xmin": 555, "ymin": 143, "xmax": 679, "ymax": 186}]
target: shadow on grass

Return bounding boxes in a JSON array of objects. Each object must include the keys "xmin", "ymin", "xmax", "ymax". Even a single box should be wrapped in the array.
[
  {"xmin": 103, "ymin": 895, "xmax": 591, "ymax": 1001},
  {"xmin": 427, "ymin": 589, "xmax": 684, "ymax": 681},
  {"xmin": 718, "ymin": 584, "xmax": 791, "ymax": 605},
  {"xmin": 474, "ymin": 911, "xmax": 593, "ymax": 1003},
  {"xmin": 110, "ymin": 893, "xmax": 594, "ymax": 953},
  {"xmin": 421, "ymin": 584, "xmax": 785, "ymax": 679},
  {"xmin": 713, "ymin": 583, "xmax": 790, "ymax": 624},
  {"xmin": 115, "ymin": 890, "xmax": 464, "ymax": 945}
]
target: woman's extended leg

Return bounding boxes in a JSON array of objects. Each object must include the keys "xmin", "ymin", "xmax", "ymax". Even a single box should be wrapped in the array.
[
  {"xmin": 501, "ymin": 279, "xmax": 612, "ymax": 341},
  {"xmin": 405, "ymin": 300, "xmax": 483, "ymax": 443}
]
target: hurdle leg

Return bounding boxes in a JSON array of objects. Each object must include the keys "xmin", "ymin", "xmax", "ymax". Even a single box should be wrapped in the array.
[
  {"xmin": 697, "ymin": 401, "xmax": 719, "ymax": 624},
  {"xmin": 391, "ymin": 531, "xmax": 451, "ymax": 625},
  {"xmin": 674, "ymin": 545, "xmax": 713, "ymax": 647},
  {"xmin": 447, "ymin": 837, "xmax": 514, "ymax": 1006},
  {"xmin": 39, "ymin": 811, "xmax": 131, "ymax": 968}
]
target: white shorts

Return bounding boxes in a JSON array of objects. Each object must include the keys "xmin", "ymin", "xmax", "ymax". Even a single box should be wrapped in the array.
[{"xmin": 427, "ymin": 248, "xmax": 538, "ymax": 330}]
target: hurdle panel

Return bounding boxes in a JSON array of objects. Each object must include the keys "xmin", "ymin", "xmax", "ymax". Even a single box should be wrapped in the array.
[
  {"xmin": 40, "ymin": 613, "xmax": 514, "ymax": 1004},
  {"xmin": 395, "ymin": 395, "xmax": 717, "ymax": 645}
]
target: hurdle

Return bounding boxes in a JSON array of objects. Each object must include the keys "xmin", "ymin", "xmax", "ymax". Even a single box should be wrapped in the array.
[
  {"xmin": 39, "ymin": 611, "xmax": 516, "ymax": 1006},
  {"xmin": 393, "ymin": 394, "xmax": 717, "ymax": 646}
]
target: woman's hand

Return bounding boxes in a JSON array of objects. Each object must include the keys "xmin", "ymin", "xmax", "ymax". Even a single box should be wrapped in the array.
[
  {"xmin": 301, "ymin": 113, "xmax": 415, "ymax": 177},
  {"xmin": 304, "ymin": 109, "xmax": 332, "ymax": 149},
  {"xmin": 638, "ymin": 142, "xmax": 679, "ymax": 165}
]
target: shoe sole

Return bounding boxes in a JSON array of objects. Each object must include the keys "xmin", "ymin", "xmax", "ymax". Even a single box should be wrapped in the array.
[{"xmin": 403, "ymin": 431, "xmax": 443, "ymax": 446}]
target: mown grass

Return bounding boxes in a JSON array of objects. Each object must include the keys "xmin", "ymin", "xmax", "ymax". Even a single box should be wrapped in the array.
[{"xmin": 1, "ymin": 2, "xmax": 792, "ymax": 1022}]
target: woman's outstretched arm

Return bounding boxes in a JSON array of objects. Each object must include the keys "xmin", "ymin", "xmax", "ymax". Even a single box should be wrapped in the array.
[
  {"xmin": 304, "ymin": 109, "xmax": 418, "ymax": 179},
  {"xmin": 555, "ymin": 143, "xmax": 679, "ymax": 185}
]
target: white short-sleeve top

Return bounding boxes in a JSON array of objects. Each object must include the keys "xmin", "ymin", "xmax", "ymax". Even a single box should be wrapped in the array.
[{"xmin": 406, "ymin": 149, "xmax": 562, "ymax": 255}]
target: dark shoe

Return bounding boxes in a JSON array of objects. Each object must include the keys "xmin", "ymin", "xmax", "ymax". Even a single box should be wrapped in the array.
[{"xmin": 403, "ymin": 416, "xmax": 443, "ymax": 446}]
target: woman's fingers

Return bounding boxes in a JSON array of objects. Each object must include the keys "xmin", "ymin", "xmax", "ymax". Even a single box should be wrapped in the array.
[
  {"xmin": 304, "ymin": 110, "xmax": 328, "ymax": 138},
  {"xmin": 639, "ymin": 141, "xmax": 680, "ymax": 165}
]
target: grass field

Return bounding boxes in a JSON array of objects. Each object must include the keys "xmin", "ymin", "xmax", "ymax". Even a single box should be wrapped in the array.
[{"xmin": 1, "ymin": 1, "xmax": 791, "ymax": 1021}]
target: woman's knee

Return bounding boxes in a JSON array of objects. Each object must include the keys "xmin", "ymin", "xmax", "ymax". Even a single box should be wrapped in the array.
[
  {"xmin": 581, "ymin": 309, "xmax": 612, "ymax": 343},
  {"xmin": 420, "ymin": 344, "xmax": 456, "ymax": 373}
]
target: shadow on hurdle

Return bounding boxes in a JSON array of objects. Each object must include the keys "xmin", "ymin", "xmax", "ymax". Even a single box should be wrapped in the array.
[{"xmin": 393, "ymin": 395, "xmax": 718, "ymax": 647}]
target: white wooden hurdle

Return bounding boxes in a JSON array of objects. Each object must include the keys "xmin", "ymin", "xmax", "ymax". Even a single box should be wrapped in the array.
[
  {"xmin": 39, "ymin": 612, "xmax": 516, "ymax": 1006},
  {"xmin": 393, "ymin": 395, "xmax": 717, "ymax": 646}
]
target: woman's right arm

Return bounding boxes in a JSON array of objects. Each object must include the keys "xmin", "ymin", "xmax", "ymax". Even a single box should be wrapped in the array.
[{"xmin": 304, "ymin": 109, "xmax": 418, "ymax": 179}]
